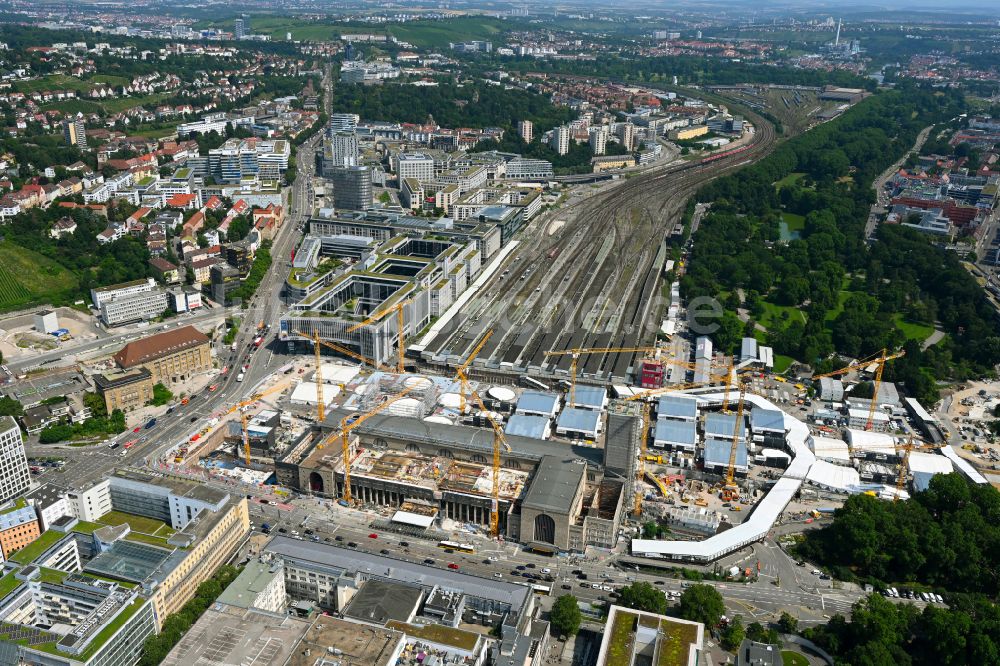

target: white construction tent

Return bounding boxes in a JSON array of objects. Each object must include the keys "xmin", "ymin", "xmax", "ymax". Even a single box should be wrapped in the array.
[
  {"xmin": 806, "ymin": 459, "xmax": 862, "ymax": 493},
  {"xmin": 290, "ymin": 381, "xmax": 340, "ymax": 407},
  {"xmin": 907, "ymin": 451, "xmax": 954, "ymax": 491},
  {"xmin": 845, "ymin": 429, "xmax": 897, "ymax": 457},
  {"xmin": 809, "ymin": 436, "xmax": 851, "ymax": 465}
]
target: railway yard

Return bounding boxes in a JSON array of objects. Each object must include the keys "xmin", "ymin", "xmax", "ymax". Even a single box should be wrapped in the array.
[{"xmin": 416, "ymin": 112, "xmax": 777, "ymax": 387}]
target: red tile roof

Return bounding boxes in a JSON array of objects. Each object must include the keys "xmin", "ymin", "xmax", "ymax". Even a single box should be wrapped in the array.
[{"xmin": 114, "ymin": 326, "xmax": 209, "ymax": 369}]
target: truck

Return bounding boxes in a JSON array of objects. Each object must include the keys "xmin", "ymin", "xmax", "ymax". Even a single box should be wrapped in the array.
[{"xmin": 237, "ymin": 372, "xmax": 245, "ymax": 382}]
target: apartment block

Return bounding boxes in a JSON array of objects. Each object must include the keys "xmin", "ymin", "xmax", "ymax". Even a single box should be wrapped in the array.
[{"xmin": 0, "ymin": 417, "xmax": 30, "ymax": 505}]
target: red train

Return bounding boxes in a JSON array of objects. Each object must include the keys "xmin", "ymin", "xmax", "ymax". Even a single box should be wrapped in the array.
[{"xmin": 697, "ymin": 143, "xmax": 753, "ymax": 165}]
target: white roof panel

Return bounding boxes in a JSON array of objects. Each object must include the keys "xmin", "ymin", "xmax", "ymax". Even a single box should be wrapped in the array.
[{"xmin": 391, "ymin": 510, "xmax": 435, "ymax": 528}]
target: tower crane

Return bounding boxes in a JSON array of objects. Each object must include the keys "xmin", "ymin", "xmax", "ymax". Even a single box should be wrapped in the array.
[
  {"xmin": 721, "ymin": 377, "xmax": 749, "ymax": 502},
  {"xmin": 456, "ymin": 330, "xmax": 493, "ymax": 413},
  {"xmin": 322, "ymin": 384, "xmax": 418, "ymax": 504},
  {"xmin": 634, "ymin": 401, "xmax": 652, "ymax": 516},
  {"xmin": 293, "ymin": 329, "xmax": 393, "ymax": 424},
  {"xmin": 468, "ymin": 389, "xmax": 512, "ymax": 538},
  {"xmin": 894, "ymin": 434, "xmax": 917, "ymax": 502},
  {"xmin": 625, "ymin": 370, "xmax": 732, "ymax": 402},
  {"xmin": 221, "ymin": 382, "xmax": 289, "ymax": 465},
  {"xmin": 543, "ymin": 346, "xmax": 665, "ymax": 405},
  {"xmin": 812, "ymin": 349, "xmax": 905, "ymax": 431},
  {"xmin": 346, "ymin": 299, "xmax": 413, "ymax": 374}
]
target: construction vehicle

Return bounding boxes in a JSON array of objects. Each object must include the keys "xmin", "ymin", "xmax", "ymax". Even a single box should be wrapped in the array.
[
  {"xmin": 346, "ymin": 299, "xmax": 413, "ymax": 374},
  {"xmin": 694, "ymin": 498, "xmax": 708, "ymax": 507},
  {"xmin": 468, "ymin": 390, "xmax": 512, "ymax": 537},
  {"xmin": 317, "ymin": 384, "xmax": 418, "ymax": 504},
  {"xmin": 455, "ymin": 329, "xmax": 493, "ymax": 413},
  {"xmin": 721, "ymin": 378, "xmax": 748, "ymax": 502},
  {"xmin": 812, "ymin": 348, "xmax": 905, "ymax": 431},
  {"xmin": 645, "ymin": 454, "xmax": 663, "ymax": 464}
]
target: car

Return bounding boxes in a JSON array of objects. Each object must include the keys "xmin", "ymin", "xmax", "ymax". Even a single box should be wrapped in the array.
[
  {"xmin": 424, "ymin": 559, "xmax": 436, "ymax": 565},
  {"xmin": 541, "ymin": 568, "xmax": 551, "ymax": 574},
  {"xmin": 304, "ymin": 529, "xmax": 314, "ymax": 535},
  {"xmin": 516, "ymin": 565, "xmax": 526, "ymax": 571},
  {"xmin": 448, "ymin": 563, "xmax": 459, "ymax": 570},
  {"xmin": 577, "ymin": 574, "xmax": 588, "ymax": 580},
  {"xmin": 380, "ymin": 549, "xmax": 390, "ymax": 555},
  {"xmin": 334, "ymin": 535, "xmax": 343, "ymax": 542},
  {"xmin": 819, "ymin": 574, "xmax": 831, "ymax": 580},
  {"xmin": 571, "ymin": 569, "xmax": 583, "ymax": 575},
  {"xmin": 368, "ymin": 533, "xmax": 378, "ymax": 539},
  {"xmin": 580, "ymin": 583, "xmax": 590, "ymax": 589},
  {"xmin": 482, "ymin": 559, "xmax": 492, "ymax": 565},
  {"xmin": 591, "ymin": 583, "xmax": 601, "ymax": 589},
  {"xmin": 278, "ymin": 527, "xmax": 288, "ymax": 533},
  {"xmin": 190, "ymin": 416, "xmax": 197, "ymax": 422},
  {"xmin": 493, "ymin": 573, "xmax": 503, "ymax": 579},
  {"xmin": 109, "ymin": 443, "xmax": 119, "ymax": 449},
  {"xmin": 654, "ymin": 580, "xmax": 664, "ymax": 585},
  {"xmin": 311, "ymin": 535, "xmax": 320, "ymax": 542},
  {"xmin": 399, "ymin": 541, "xmax": 409, "ymax": 547},
  {"xmin": 811, "ymin": 569, "xmax": 821, "ymax": 576},
  {"xmin": 208, "ymin": 384, "xmax": 219, "ymax": 392},
  {"xmin": 525, "ymin": 563, "xmax": 536, "ymax": 569},
  {"xmin": 347, "ymin": 542, "xmax": 358, "ymax": 548}
]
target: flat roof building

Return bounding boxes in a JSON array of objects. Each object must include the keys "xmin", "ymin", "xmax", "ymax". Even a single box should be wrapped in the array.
[
  {"xmin": 596, "ymin": 605, "xmax": 704, "ymax": 666},
  {"xmin": 653, "ymin": 419, "xmax": 698, "ymax": 451},
  {"xmin": 657, "ymin": 394, "xmax": 699, "ymax": 421},
  {"xmin": 515, "ymin": 391, "xmax": 560, "ymax": 418}
]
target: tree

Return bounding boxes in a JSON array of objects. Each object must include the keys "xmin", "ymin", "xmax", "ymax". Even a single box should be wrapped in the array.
[
  {"xmin": 721, "ymin": 615, "xmax": 746, "ymax": 651},
  {"xmin": 549, "ymin": 594, "xmax": 582, "ymax": 637},
  {"xmin": 777, "ymin": 611, "xmax": 798, "ymax": 634},
  {"xmin": 618, "ymin": 582, "xmax": 669, "ymax": 615},
  {"xmin": 0, "ymin": 396, "xmax": 24, "ymax": 417},
  {"xmin": 677, "ymin": 584, "xmax": 725, "ymax": 628},
  {"xmin": 747, "ymin": 621, "xmax": 780, "ymax": 645},
  {"xmin": 149, "ymin": 383, "xmax": 173, "ymax": 407}
]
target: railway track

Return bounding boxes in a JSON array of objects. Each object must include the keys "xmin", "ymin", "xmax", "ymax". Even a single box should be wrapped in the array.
[{"xmin": 420, "ymin": 113, "xmax": 777, "ymax": 385}]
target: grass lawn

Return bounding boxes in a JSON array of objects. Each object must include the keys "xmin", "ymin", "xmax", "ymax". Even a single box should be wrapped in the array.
[
  {"xmin": 100, "ymin": 92, "xmax": 170, "ymax": 114},
  {"xmin": 12, "ymin": 74, "xmax": 93, "ymax": 94},
  {"xmin": 0, "ymin": 573, "xmax": 20, "ymax": 599},
  {"xmin": 0, "ymin": 242, "xmax": 78, "ymax": 314},
  {"xmin": 9, "ymin": 530, "xmax": 65, "ymax": 565},
  {"xmin": 781, "ymin": 212, "xmax": 806, "ymax": 232},
  {"xmin": 824, "ymin": 282, "xmax": 860, "ymax": 323},
  {"xmin": 97, "ymin": 510, "xmax": 168, "ymax": 536},
  {"xmin": 128, "ymin": 122, "xmax": 181, "ymax": 139},
  {"xmin": 773, "ymin": 354, "xmax": 795, "ymax": 374},
  {"xmin": 782, "ymin": 651, "xmax": 810, "ymax": 666},
  {"xmin": 88, "ymin": 74, "xmax": 129, "ymax": 87},
  {"xmin": 38, "ymin": 99, "xmax": 104, "ymax": 115},
  {"xmin": 71, "ymin": 521, "xmax": 102, "ymax": 535},
  {"xmin": 892, "ymin": 315, "xmax": 934, "ymax": 342},
  {"xmin": 758, "ymin": 300, "xmax": 807, "ymax": 331},
  {"xmin": 774, "ymin": 172, "xmax": 806, "ymax": 191}
]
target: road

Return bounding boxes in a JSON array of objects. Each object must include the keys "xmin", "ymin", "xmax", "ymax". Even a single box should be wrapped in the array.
[{"xmin": 865, "ymin": 125, "xmax": 932, "ymax": 240}]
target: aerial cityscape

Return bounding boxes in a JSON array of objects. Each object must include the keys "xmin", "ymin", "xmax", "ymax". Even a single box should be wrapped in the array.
[{"xmin": 0, "ymin": 0, "xmax": 994, "ymax": 664}]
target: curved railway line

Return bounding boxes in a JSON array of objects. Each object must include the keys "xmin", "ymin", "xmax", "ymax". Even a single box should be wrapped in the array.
[{"xmin": 418, "ymin": 112, "xmax": 778, "ymax": 386}]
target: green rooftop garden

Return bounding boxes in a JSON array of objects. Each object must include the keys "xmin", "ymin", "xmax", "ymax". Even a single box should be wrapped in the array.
[
  {"xmin": 96, "ymin": 511, "xmax": 169, "ymax": 536},
  {"xmin": 9, "ymin": 530, "xmax": 64, "ymax": 565},
  {"xmin": 29, "ymin": 597, "xmax": 147, "ymax": 661},
  {"xmin": 36, "ymin": 567, "xmax": 66, "ymax": 586},
  {"xmin": 71, "ymin": 520, "xmax": 102, "ymax": 535},
  {"xmin": 0, "ymin": 573, "xmax": 20, "ymax": 599},
  {"xmin": 386, "ymin": 621, "xmax": 479, "ymax": 651},
  {"xmin": 657, "ymin": 619, "xmax": 699, "ymax": 666},
  {"xmin": 123, "ymin": 532, "xmax": 172, "ymax": 549},
  {"xmin": 608, "ymin": 611, "xmax": 637, "ymax": 665}
]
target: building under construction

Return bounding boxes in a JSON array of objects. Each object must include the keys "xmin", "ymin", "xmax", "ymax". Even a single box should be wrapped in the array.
[{"xmin": 275, "ymin": 407, "xmax": 626, "ymax": 550}]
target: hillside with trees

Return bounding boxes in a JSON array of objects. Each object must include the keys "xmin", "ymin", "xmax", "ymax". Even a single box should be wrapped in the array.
[{"xmin": 680, "ymin": 84, "xmax": 982, "ymax": 403}]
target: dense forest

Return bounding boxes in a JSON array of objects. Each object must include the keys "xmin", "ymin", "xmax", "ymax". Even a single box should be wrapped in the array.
[
  {"xmin": 501, "ymin": 55, "xmax": 875, "ymax": 90},
  {"xmin": 795, "ymin": 474, "xmax": 1000, "ymax": 665},
  {"xmin": 331, "ymin": 80, "xmax": 575, "ymax": 135},
  {"xmin": 680, "ymin": 84, "xmax": 981, "ymax": 404}
]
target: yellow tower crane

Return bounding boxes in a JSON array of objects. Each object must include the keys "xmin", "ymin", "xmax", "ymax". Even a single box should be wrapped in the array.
[
  {"xmin": 456, "ymin": 329, "xmax": 493, "ymax": 413},
  {"xmin": 346, "ymin": 299, "xmax": 413, "ymax": 374},
  {"xmin": 324, "ymin": 384, "xmax": 418, "ymax": 504},
  {"xmin": 721, "ymin": 378, "xmax": 749, "ymax": 502},
  {"xmin": 625, "ymin": 370, "xmax": 733, "ymax": 402},
  {"xmin": 543, "ymin": 346, "xmax": 691, "ymax": 405},
  {"xmin": 634, "ymin": 401, "xmax": 652, "ymax": 516},
  {"xmin": 221, "ymin": 382, "xmax": 289, "ymax": 465},
  {"xmin": 894, "ymin": 434, "xmax": 917, "ymax": 502},
  {"xmin": 467, "ymin": 389, "xmax": 512, "ymax": 538},
  {"xmin": 812, "ymin": 349, "xmax": 905, "ymax": 431},
  {"xmin": 293, "ymin": 329, "xmax": 393, "ymax": 424}
]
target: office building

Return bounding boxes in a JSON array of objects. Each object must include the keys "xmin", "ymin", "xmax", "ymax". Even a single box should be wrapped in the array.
[
  {"xmin": 328, "ymin": 113, "xmax": 360, "ymax": 135},
  {"xmin": 216, "ymin": 558, "xmax": 287, "ymax": 613},
  {"xmin": 234, "ymin": 17, "xmax": 247, "ymax": 39},
  {"xmin": 0, "ymin": 501, "xmax": 41, "ymax": 559},
  {"xmin": 208, "ymin": 138, "xmax": 290, "ymax": 182},
  {"xmin": 93, "ymin": 368, "xmax": 155, "ymax": 414},
  {"xmin": 113, "ymin": 325, "xmax": 212, "ymax": 385},
  {"xmin": 617, "ymin": 122, "xmax": 636, "ymax": 151},
  {"xmin": 397, "ymin": 152, "xmax": 436, "ymax": 182},
  {"xmin": 340, "ymin": 60, "xmax": 400, "ymax": 84},
  {"xmin": 596, "ymin": 605, "xmax": 704, "ymax": 666},
  {"xmin": 331, "ymin": 165, "xmax": 373, "ymax": 212},
  {"xmin": 327, "ymin": 131, "xmax": 359, "ymax": 168},
  {"xmin": 589, "ymin": 126, "xmax": 607, "ymax": 156},
  {"xmin": 0, "ymin": 417, "xmax": 30, "ymax": 505},
  {"xmin": 549, "ymin": 125, "xmax": 570, "ymax": 156},
  {"xmin": 99, "ymin": 288, "xmax": 169, "ymax": 327},
  {"xmin": 90, "ymin": 278, "xmax": 158, "ymax": 311},
  {"xmin": 517, "ymin": 120, "xmax": 533, "ymax": 144},
  {"xmin": 63, "ymin": 118, "xmax": 87, "ymax": 148}
]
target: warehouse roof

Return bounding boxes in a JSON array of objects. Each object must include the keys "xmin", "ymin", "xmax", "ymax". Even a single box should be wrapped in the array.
[
  {"xmin": 504, "ymin": 414, "xmax": 550, "ymax": 440},
  {"xmin": 556, "ymin": 407, "xmax": 601, "ymax": 436},
  {"xmin": 567, "ymin": 384, "xmax": 607, "ymax": 411},
  {"xmin": 704, "ymin": 412, "xmax": 746, "ymax": 440},
  {"xmin": 809, "ymin": 436, "xmax": 851, "ymax": 464},
  {"xmin": 653, "ymin": 420, "xmax": 697, "ymax": 446},
  {"xmin": 657, "ymin": 394, "xmax": 699, "ymax": 421},
  {"xmin": 704, "ymin": 438, "xmax": 747, "ymax": 468},
  {"xmin": 516, "ymin": 391, "xmax": 560, "ymax": 416},
  {"xmin": 750, "ymin": 407, "xmax": 785, "ymax": 433},
  {"xmin": 521, "ymin": 455, "xmax": 585, "ymax": 514}
]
